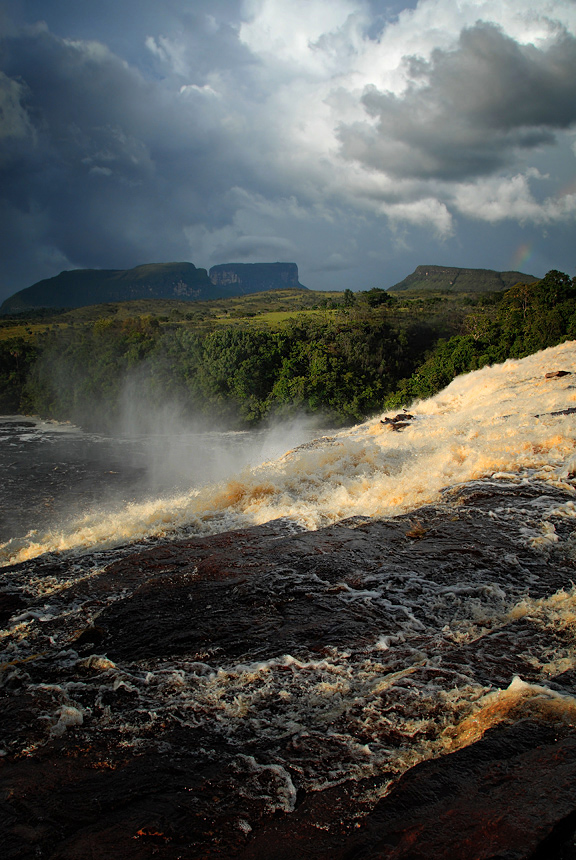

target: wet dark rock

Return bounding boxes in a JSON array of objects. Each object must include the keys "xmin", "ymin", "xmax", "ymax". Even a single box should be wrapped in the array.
[
  {"xmin": 0, "ymin": 591, "xmax": 26, "ymax": 627},
  {"xmin": 72, "ymin": 624, "xmax": 107, "ymax": 652},
  {"xmin": 380, "ymin": 414, "xmax": 415, "ymax": 430},
  {"xmin": 332, "ymin": 721, "xmax": 576, "ymax": 860},
  {"xmin": 0, "ymin": 420, "xmax": 36, "ymax": 429},
  {"xmin": 2, "ymin": 478, "xmax": 576, "ymax": 858},
  {"xmin": 535, "ymin": 406, "xmax": 576, "ymax": 418},
  {"xmin": 230, "ymin": 723, "xmax": 576, "ymax": 860}
]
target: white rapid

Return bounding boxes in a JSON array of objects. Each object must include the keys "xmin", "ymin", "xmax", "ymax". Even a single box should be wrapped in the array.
[{"xmin": 2, "ymin": 341, "xmax": 575, "ymax": 566}]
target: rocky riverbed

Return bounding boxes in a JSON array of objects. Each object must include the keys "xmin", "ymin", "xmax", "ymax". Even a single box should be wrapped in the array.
[{"xmin": 3, "ymin": 472, "xmax": 576, "ymax": 859}]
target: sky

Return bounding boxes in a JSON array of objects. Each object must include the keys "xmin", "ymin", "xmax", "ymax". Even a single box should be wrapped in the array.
[{"xmin": 1, "ymin": 0, "xmax": 575, "ymax": 301}]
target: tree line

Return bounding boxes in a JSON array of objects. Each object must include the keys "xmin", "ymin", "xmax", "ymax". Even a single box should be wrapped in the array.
[
  {"xmin": 1, "ymin": 270, "xmax": 574, "ymax": 429},
  {"xmin": 386, "ymin": 270, "xmax": 576, "ymax": 405}
]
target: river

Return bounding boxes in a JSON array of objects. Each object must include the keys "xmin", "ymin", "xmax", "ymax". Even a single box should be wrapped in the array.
[{"xmin": 2, "ymin": 341, "xmax": 576, "ymax": 858}]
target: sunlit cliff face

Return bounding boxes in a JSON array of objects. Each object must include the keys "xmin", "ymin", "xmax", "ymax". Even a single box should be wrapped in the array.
[{"xmin": 2, "ymin": 340, "xmax": 575, "ymax": 565}]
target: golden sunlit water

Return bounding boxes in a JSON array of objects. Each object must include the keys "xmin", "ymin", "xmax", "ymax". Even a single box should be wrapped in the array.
[{"xmin": 3, "ymin": 341, "xmax": 575, "ymax": 565}]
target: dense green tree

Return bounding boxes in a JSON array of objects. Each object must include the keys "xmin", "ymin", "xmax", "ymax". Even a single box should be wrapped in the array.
[
  {"xmin": 387, "ymin": 270, "xmax": 576, "ymax": 407},
  {"xmin": 363, "ymin": 287, "xmax": 393, "ymax": 308},
  {"xmin": 0, "ymin": 338, "xmax": 38, "ymax": 412},
  {"xmin": 6, "ymin": 269, "xmax": 574, "ymax": 429}
]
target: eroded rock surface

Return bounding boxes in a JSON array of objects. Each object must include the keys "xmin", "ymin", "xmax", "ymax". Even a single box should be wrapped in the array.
[{"xmin": 2, "ymin": 477, "xmax": 576, "ymax": 858}]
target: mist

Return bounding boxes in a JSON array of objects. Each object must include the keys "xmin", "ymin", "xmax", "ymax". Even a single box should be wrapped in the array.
[
  {"xmin": 115, "ymin": 372, "xmax": 329, "ymax": 494},
  {"xmin": 0, "ymin": 367, "xmax": 330, "ymax": 564},
  {"xmin": 2, "ymin": 340, "xmax": 575, "ymax": 567}
]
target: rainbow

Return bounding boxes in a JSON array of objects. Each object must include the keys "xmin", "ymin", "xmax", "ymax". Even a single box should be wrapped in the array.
[{"xmin": 509, "ymin": 242, "xmax": 533, "ymax": 271}]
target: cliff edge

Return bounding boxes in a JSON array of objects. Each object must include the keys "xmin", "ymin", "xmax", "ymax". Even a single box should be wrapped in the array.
[{"xmin": 209, "ymin": 262, "xmax": 306, "ymax": 292}]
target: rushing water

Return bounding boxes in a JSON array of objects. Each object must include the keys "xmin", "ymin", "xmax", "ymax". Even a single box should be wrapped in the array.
[
  {"xmin": 0, "ymin": 415, "xmax": 324, "ymax": 563},
  {"xmin": 2, "ymin": 342, "xmax": 576, "ymax": 858},
  {"xmin": 2, "ymin": 340, "xmax": 576, "ymax": 566}
]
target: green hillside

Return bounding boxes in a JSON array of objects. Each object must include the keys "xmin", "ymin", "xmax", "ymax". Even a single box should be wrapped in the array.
[
  {"xmin": 389, "ymin": 264, "xmax": 538, "ymax": 293},
  {"xmin": 0, "ymin": 262, "xmax": 309, "ymax": 314},
  {"xmin": 0, "ymin": 289, "xmax": 343, "ymax": 339},
  {"xmin": 0, "ymin": 263, "xmax": 214, "ymax": 313}
]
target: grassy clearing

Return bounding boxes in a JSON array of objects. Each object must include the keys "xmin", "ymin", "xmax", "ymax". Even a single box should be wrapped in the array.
[
  {"xmin": 216, "ymin": 308, "xmax": 341, "ymax": 328},
  {"xmin": 0, "ymin": 321, "xmax": 71, "ymax": 342},
  {"xmin": 0, "ymin": 290, "xmax": 346, "ymax": 338}
]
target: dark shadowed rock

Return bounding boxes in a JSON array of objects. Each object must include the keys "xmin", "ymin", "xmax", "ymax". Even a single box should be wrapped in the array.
[
  {"xmin": 2, "ymin": 478, "xmax": 576, "ymax": 858},
  {"xmin": 0, "ymin": 591, "xmax": 26, "ymax": 627},
  {"xmin": 332, "ymin": 721, "xmax": 576, "ymax": 860}
]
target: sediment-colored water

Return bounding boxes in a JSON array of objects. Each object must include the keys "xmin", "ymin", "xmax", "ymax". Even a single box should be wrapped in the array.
[
  {"xmin": 2, "ymin": 341, "xmax": 575, "ymax": 565},
  {"xmin": 1, "ymin": 342, "xmax": 576, "ymax": 858}
]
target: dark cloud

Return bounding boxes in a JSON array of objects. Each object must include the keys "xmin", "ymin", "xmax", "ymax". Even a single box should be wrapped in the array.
[
  {"xmin": 338, "ymin": 23, "xmax": 576, "ymax": 180},
  {"xmin": 0, "ymin": 3, "xmax": 575, "ymax": 301},
  {"xmin": 0, "ymin": 22, "xmax": 254, "ymax": 293},
  {"xmin": 309, "ymin": 255, "xmax": 354, "ymax": 273},
  {"xmin": 211, "ymin": 235, "xmax": 298, "ymax": 262},
  {"xmin": 3, "ymin": 1, "xmax": 247, "ymax": 75}
]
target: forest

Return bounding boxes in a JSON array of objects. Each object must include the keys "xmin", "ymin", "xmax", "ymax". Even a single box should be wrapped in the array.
[{"xmin": 0, "ymin": 269, "xmax": 574, "ymax": 431}]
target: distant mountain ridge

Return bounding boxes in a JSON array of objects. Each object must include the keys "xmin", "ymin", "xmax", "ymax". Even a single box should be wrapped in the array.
[
  {"xmin": 1, "ymin": 261, "xmax": 540, "ymax": 313},
  {"xmin": 0, "ymin": 262, "xmax": 307, "ymax": 313},
  {"xmin": 388, "ymin": 264, "xmax": 538, "ymax": 293}
]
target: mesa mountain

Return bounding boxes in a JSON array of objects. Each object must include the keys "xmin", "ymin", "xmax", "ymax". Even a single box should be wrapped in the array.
[
  {"xmin": 0, "ymin": 262, "xmax": 537, "ymax": 313},
  {"xmin": 388, "ymin": 264, "xmax": 538, "ymax": 293},
  {"xmin": 0, "ymin": 262, "xmax": 306, "ymax": 314}
]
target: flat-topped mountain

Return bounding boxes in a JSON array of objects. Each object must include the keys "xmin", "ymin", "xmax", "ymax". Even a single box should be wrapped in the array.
[
  {"xmin": 0, "ymin": 262, "xmax": 307, "ymax": 313},
  {"xmin": 0, "ymin": 263, "xmax": 213, "ymax": 313},
  {"xmin": 209, "ymin": 262, "xmax": 306, "ymax": 292},
  {"xmin": 1, "ymin": 261, "xmax": 539, "ymax": 314},
  {"xmin": 388, "ymin": 264, "xmax": 538, "ymax": 293}
]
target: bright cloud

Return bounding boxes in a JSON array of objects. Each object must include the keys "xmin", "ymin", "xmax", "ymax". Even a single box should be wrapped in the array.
[
  {"xmin": 239, "ymin": 0, "xmax": 363, "ymax": 72},
  {"xmin": 454, "ymin": 172, "xmax": 576, "ymax": 223}
]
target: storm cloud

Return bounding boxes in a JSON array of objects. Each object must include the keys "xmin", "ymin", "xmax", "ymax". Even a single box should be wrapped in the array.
[
  {"xmin": 338, "ymin": 22, "xmax": 576, "ymax": 181},
  {"xmin": 1, "ymin": 0, "xmax": 575, "ymax": 300},
  {"xmin": 0, "ymin": 23, "xmax": 246, "ymax": 275}
]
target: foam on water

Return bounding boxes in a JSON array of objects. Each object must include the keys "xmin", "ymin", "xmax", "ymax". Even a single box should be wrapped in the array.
[
  {"xmin": 2, "ymin": 341, "xmax": 575, "ymax": 565},
  {"xmin": 3, "ymin": 476, "xmax": 576, "ymax": 797}
]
